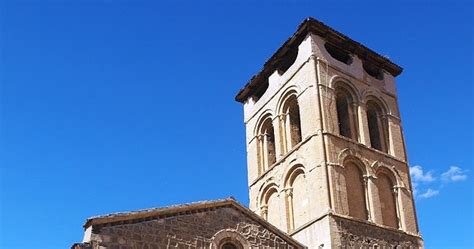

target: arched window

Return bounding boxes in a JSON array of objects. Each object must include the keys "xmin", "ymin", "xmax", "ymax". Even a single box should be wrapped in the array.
[
  {"xmin": 281, "ymin": 94, "xmax": 302, "ymax": 153},
  {"xmin": 375, "ymin": 172, "xmax": 399, "ymax": 228},
  {"xmin": 266, "ymin": 188, "xmax": 281, "ymax": 227},
  {"xmin": 366, "ymin": 100, "xmax": 388, "ymax": 152},
  {"xmin": 324, "ymin": 42, "xmax": 352, "ymax": 65},
  {"xmin": 285, "ymin": 167, "xmax": 308, "ymax": 231},
  {"xmin": 257, "ymin": 117, "xmax": 276, "ymax": 174},
  {"xmin": 335, "ymin": 86, "xmax": 357, "ymax": 140},
  {"xmin": 344, "ymin": 162, "xmax": 368, "ymax": 220},
  {"xmin": 212, "ymin": 231, "xmax": 247, "ymax": 249},
  {"xmin": 221, "ymin": 242, "xmax": 239, "ymax": 249}
]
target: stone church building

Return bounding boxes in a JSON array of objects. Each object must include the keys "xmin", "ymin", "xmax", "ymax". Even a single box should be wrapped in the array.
[{"xmin": 72, "ymin": 18, "xmax": 423, "ymax": 248}]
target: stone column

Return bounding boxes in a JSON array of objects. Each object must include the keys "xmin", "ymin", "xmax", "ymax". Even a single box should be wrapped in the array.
[
  {"xmin": 278, "ymin": 114, "xmax": 288, "ymax": 155},
  {"xmin": 272, "ymin": 116, "xmax": 283, "ymax": 160},
  {"xmin": 363, "ymin": 175, "xmax": 376, "ymax": 222},
  {"xmin": 379, "ymin": 114, "xmax": 389, "ymax": 153},
  {"xmin": 262, "ymin": 133, "xmax": 269, "ymax": 171},
  {"xmin": 393, "ymin": 186, "xmax": 403, "ymax": 230},
  {"xmin": 350, "ymin": 102, "xmax": 359, "ymax": 141},
  {"xmin": 284, "ymin": 188, "xmax": 294, "ymax": 232},
  {"xmin": 367, "ymin": 175, "xmax": 383, "ymax": 224},
  {"xmin": 358, "ymin": 103, "xmax": 371, "ymax": 146},
  {"xmin": 260, "ymin": 205, "xmax": 269, "ymax": 221},
  {"xmin": 256, "ymin": 135, "xmax": 263, "ymax": 175}
]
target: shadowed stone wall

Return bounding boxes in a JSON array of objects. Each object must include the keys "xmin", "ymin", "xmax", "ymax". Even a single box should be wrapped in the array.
[
  {"xmin": 77, "ymin": 206, "xmax": 300, "ymax": 249},
  {"xmin": 330, "ymin": 215, "xmax": 422, "ymax": 248}
]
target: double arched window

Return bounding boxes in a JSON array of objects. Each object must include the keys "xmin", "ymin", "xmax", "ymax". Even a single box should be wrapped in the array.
[
  {"xmin": 333, "ymin": 81, "xmax": 390, "ymax": 154},
  {"xmin": 256, "ymin": 93, "xmax": 304, "ymax": 176},
  {"xmin": 341, "ymin": 157, "xmax": 401, "ymax": 228},
  {"xmin": 256, "ymin": 116, "xmax": 276, "ymax": 174},
  {"xmin": 280, "ymin": 94, "xmax": 302, "ymax": 154}
]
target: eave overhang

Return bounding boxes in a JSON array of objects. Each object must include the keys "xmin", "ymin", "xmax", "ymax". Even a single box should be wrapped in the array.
[{"xmin": 235, "ymin": 17, "xmax": 403, "ymax": 103}]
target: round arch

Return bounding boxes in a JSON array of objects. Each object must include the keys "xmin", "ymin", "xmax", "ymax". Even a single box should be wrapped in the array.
[
  {"xmin": 276, "ymin": 87, "xmax": 300, "ymax": 115},
  {"xmin": 361, "ymin": 88, "xmax": 391, "ymax": 115},
  {"xmin": 372, "ymin": 163, "xmax": 400, "ymax": 229},
  {"xmin": 283, "ymin": 164, "xmax": 306, "ymax": 188},
  {"xmin": 253, "ymin": 111, "xmax": 275, "ymax": 137},
  {"xmin": 372, "ymin": 162, "xmax": 402, "ymax": 187},
  {"xmin": 330, "ymin": 76, "xmax": 361, "ymax": 103},
  {"xmin": 337, "ymin": 148, "xmax": 369, "ymax": 175},
  {"xmin": 258, "ymin": 182, "xmax": 279, "ymax": 206},
  {"xmin": 210, "ymin": 229, "xmax": 249, "ymax": 249}
]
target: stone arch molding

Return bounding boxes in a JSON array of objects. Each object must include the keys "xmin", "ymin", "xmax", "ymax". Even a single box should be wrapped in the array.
[
  {"xmin": 210, "ymin": 229, "xmax": 250, "ymax": 249},
  {"xmin": 253, "ymin": 110, "xmax": 275, "ymax": 137},
  {"xmin": 337, "ymin": 148, "xmax": 370, "ymax": 173},
  {"xmin": 283, "ymin": 162, "xmax": 306, "ymax": 188},
  {"xmin": 329, "ymin": 75, "xmax": 361, "ymax": 103},
  {"xmin": 276, "ymin": 86, "xmax": 300, "ymax": 115},
  {"xmin": 257, "ymin": 180, "xmax": 279, "ymax": 206},
  {"xmin": 371, "ymin": 161, "xmax": 405, "ymax": 188},
  {"xmin": 361, "ymin": 87, "xmax": 392, "ymax": 115}
]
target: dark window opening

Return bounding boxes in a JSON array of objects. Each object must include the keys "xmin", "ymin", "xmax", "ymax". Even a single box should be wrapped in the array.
[
  {"xmin": 288, "ymin": 98, "xmax": 302, "ymax": 147},
  {"xmin": 221, "ymin": 242, "xmax": 238, "ymax": 249},
  {"xmin": 258, "ymin": 118, "xmax": 277, "ymax": 174},
  {"xmin": 324, "ymin": 43, "xmax": 352, "ymax": 65},
  {"xmin": 367, "ymin": 101, "xmax": 388, "ymax": 152},
  {"xmin": 363, "ymin": 61, "xmax": 384, "ymax": 80},
  {"xmin": 367, "ymin": 108, "xmax": 382, "ymax": 150},
  {"xmin": 251, "ymin": 78, "xmax": 269, "ymax": 102},
  {"xmin": 263, "ymin": 120, "xmax": 277, "ymax": 166},
  {"xmin": 336, "ymin": 91, "xmax": 353, "ymax": 139},
  {"xmin": 277, "ymin": 48, "xmax": 298, "ymax": 75}
]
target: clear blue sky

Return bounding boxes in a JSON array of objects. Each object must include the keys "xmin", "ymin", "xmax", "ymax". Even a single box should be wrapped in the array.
[{"xmin": 1, "ymin": 1, "xmax": 472, "ymax": 248}]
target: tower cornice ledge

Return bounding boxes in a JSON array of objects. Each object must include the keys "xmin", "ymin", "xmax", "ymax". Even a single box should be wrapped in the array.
[{"xmin": 235, "ymin": 17, "xmax": 403, "ymax": 103}]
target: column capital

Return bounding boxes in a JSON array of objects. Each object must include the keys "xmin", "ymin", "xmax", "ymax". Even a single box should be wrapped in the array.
[
  {"xmin": 283, "ymin": 187, "xmax": 293, "ymax": 197},
  {"xmin": 384, "ymin": 114, "xmax": 401, "ymax": 125},
  {"xmin": 327, "ymin": 162, "xmax": 344, "ymax": 168},
  {"xmin": 392, "ymin": 186, "xmax": 400, "ymax": 195},
  {"xmin": 363, "ymin": 174, "xmax": 376, "ymax": 180},
  {"xmin": 260, "ymin": 205, "xmax": 268, "ymax": 214},
  {"xmin": 277, "ymin": 113, "xmax": 288, "ymax": 120}
]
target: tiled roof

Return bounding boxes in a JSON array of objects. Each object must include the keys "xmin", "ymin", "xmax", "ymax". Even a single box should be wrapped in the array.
[{"xmin": 235, "ymin": 17, "xmax": 403, "ymax": 103}]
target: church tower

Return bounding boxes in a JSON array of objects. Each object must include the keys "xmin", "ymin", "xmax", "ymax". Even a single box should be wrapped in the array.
[{"xmin": 235, "ymin": 18, "xmax": 423, "ymax": 248}]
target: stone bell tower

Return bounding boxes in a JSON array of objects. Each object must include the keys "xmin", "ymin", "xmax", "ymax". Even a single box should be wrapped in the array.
[{"xmin": 235, "ymin": 18, "xmax": 423, "ymax": 248}]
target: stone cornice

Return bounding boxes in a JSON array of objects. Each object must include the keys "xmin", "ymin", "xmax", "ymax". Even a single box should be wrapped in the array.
[{"xmin": 235, "ymin": 17, "xmax": 403, "ymax": 103}]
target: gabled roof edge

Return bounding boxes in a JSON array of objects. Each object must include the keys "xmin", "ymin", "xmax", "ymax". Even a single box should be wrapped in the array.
[{"xmin": 83, "ymin": 197, "xmax": 307, "ymax": 249}]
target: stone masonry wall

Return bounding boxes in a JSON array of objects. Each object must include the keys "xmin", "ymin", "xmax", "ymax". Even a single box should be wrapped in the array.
[
  {"xmin": 84, "ymin": 206, "xmax": 299, "ymax": 249},
  {"xmin": 330, "ymin": 215, "xmax": 422, "ymax": 248}
]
